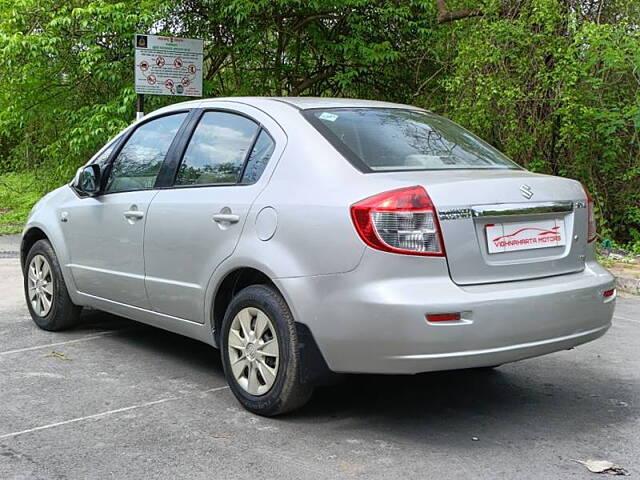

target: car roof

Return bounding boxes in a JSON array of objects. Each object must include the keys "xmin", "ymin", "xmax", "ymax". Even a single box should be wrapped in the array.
[
  {"xmin": 147, "ymin": 97, "xmax": 425, "ymax": 122},
  {"xmin": 267, "ymin": 97, "xmax": 422, "ymax": 111},
  {"xmin": 190, "ymin": 96, "xmax": 422, "ymax": 111}
]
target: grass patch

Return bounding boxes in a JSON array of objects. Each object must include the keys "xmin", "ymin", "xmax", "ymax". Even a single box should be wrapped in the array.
[
  {"xmin": 0, "ymin": 172, "xmax": 46, "ymax": 234},
  {"xmin": 597, "ymin": 253, "xmax": 618, "ymax": 269}
]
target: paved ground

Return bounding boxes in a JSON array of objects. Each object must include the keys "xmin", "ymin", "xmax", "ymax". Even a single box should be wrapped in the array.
[
  {"xmin": 1, "ymin": 234, "xmax": 638, "ymax": 479},
  {"xmin": 0, "ymin": 234, "xmax": 20, "ymax": 258}
]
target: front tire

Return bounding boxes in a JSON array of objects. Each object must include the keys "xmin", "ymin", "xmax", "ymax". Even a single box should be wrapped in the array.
[
  {"xmin": 24, "ymin": 240, "xmax": 81, "ymax": 331},
  {"xmin": 221, "ymin": 284, "xmax": 313, "ymax": 416}
]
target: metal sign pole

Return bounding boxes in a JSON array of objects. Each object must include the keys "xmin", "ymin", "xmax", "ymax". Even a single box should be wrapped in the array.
[{"xmin": 136, "ymin": 93, "xmax": 145, "ymax": 120}]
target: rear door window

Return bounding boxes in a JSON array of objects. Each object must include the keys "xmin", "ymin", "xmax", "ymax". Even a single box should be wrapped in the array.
[
  {"xmin": 175, "ymin": 112, "xmax": 259, "ymax": 186},
  {"xmin": 240, "ymin": 130, "xmax": 275, "ymax": 184}
]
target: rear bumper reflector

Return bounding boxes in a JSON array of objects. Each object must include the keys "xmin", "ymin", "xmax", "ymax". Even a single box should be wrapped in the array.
[{"xmin": 426, "ymin": 313, "xmax": 461, "ymax": 323}]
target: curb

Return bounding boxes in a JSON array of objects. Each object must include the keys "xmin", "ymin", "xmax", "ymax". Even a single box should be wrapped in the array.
[{"xmin": 616, "ymin": 275, "xmax": 640, "ymax": 296}]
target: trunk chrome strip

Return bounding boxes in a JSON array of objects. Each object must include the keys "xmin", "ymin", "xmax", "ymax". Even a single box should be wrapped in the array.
[{"xmin": 471, "ymin": 201, "xmax": 574, "ymax": 218}]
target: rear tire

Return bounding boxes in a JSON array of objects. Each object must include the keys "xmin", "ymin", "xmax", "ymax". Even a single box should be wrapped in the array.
[
  {"xmin": 221, "ymin": 284, "xmax": 313, "ymax": 416},
  {"xmin": 24, "ymin": 240, "xmax": 81, "ymax": 331}
]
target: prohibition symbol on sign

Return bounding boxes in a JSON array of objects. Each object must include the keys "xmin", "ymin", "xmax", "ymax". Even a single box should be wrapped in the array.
[{"xmin": 135, "ymin": 34, "xmax": 203, "ymax": 97}]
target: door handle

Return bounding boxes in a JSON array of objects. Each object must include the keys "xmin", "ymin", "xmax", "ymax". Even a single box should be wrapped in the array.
[
  {"xmin": 212, "ymin": 213, "xmax": 240, "ymax": 224},
  {"xmin": 124, "ymin": 210, "xmax": 144, "ymax": 220}
]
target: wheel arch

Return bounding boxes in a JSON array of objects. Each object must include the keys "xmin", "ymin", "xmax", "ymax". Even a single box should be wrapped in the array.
[
  {"xmin": 210, "ymin": 265, "xmax": 335, "ymax": 387},
  {"xmin": 21, "ymin": 219, "xmax": 81, "ymax": 305},
  {"xmin": 21, "ymin": 226, "xmax": 49, "ymax": 270},
  {"xmin": 211, "ymin": 266, "xmax": 278, "ymax": 346}
]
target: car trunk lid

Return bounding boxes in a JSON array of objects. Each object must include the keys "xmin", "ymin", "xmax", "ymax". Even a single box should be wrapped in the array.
[{"xmin": 373, "ymin": 169, "xmax": 588, "ymax": 285}]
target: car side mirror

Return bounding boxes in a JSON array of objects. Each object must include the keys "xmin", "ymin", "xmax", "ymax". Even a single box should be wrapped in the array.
[{"xmin": 76, "ymin": 164, "xmax": 102, "ymax": 196}]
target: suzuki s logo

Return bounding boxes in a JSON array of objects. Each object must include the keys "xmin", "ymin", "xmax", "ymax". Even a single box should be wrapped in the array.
[{"xmin": 520, "ymin": 184, "xmax": 533, "ymax": 199}]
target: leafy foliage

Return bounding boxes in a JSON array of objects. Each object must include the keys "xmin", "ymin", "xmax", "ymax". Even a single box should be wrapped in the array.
[
  {"xmin": 437, "ymin": 0, "xmax": 640, "ymax": 249},
  {"xmin": 0, "ymin": 0, "xmax": 638, "ymax": 248},
  {"xmin": 0, "ymin": 171, "xmax": 43, "ymax": 233}
]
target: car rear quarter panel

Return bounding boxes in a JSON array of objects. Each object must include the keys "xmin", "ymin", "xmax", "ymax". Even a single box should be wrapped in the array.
[{"xmin": 229, "ymin": 109, "xmax": 370, "ymax": 279}]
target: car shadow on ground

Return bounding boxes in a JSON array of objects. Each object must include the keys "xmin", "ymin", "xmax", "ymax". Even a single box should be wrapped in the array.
[
  {"xmin": 77, "ymin": 309, "xmax": 635, "ymax": 442},
  {"xmin": 78, "ymin": 308, "xmax": 224, "ymax": 374}
]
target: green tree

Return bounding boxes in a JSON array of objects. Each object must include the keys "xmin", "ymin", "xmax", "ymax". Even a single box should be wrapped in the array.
[
  {"xmin": 0, "ymin": 0, "xmax": 638, "ymax": 248},
  {"xmin": 427, "ymin": 0, "xmax": 640, "ymax": 246}
]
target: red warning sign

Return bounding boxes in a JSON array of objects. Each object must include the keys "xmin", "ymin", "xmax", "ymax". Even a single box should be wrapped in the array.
[
  {"xmin": 156, "ymin": 56, "xmax": 165, "ymax": 68},
  {"xmin": 139, "ymin": 61, "xmax": 149, "ymax": 71},
  {"xmin": 173, "ymin": 57, "xmax": 183, "ymax": 68}
]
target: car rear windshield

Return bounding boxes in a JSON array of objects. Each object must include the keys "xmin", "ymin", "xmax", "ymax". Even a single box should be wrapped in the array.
[{"xmin": 303, "ymin": 108, "xmax": 520, "ymax": 172}]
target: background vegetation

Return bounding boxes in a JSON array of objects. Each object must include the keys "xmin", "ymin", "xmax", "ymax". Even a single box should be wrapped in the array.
[{"xmin": 0, "ymin": 0, "xmax": 638, "ymax": 249}]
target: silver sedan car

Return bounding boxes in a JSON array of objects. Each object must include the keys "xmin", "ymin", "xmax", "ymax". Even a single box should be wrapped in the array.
[{"xmin": 22, "ymin": 97, "xmax": 616, "ymax": 415}]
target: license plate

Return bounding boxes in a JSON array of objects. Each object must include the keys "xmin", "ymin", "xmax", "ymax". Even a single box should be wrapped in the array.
[{"xmin": 486, "ymin": 218, "xmax": 566, "ymax": 254}]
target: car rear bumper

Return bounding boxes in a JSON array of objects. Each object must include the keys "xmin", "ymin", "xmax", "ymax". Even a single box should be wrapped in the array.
[
  {"xmin": 276, "ymin": 253, "xmax": 615, "ymax": 374},
  {"xmin": 381, "ymin": 324, "xmax": 609, "ymax": 373}
]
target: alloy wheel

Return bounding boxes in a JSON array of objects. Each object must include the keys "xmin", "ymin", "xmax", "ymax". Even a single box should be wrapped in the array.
[
  {"xmin": 227, "ymin": 307, "xmax": 280, "ymax": 396},
  {"xmin": 27, "ymin": 254, "xmax": 54, "ymax": 317}
]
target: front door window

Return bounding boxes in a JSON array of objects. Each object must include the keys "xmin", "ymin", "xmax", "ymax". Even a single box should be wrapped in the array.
[{"xmin": 106, "ymin": 113, "xmax": 187, "ymax": 193}]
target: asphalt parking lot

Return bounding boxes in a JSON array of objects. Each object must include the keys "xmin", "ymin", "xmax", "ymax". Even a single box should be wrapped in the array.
[{"xmin": 1, "ymin": 235, "xmax": 638, "ymax": 479}]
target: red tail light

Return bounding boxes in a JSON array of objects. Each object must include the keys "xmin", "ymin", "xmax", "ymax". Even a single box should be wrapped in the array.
[
  {"xmin": 350, "ymin": 186, "xmax": 445, "ymax": 256},
  {"xmin": 581, "ymin": 185, "xmax": 597, "ymax": 243}
]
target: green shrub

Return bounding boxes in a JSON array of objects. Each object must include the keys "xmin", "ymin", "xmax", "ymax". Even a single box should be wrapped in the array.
[{"xmin": 0, "ymin": 172, "xmax": 46, "ymax": 234}]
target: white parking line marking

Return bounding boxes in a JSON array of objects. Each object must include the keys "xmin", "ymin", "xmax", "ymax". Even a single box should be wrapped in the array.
[
  {"xmin": 0, "ymin": 386, "xmax": 230, "ymax": 440},
  {"xmin": 0, "ymin": 331, "xmax": 124, "ymax": 356},
  {"xmin": 614, "ymin": 315, "xmax": 640, "ymax": 325}
]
